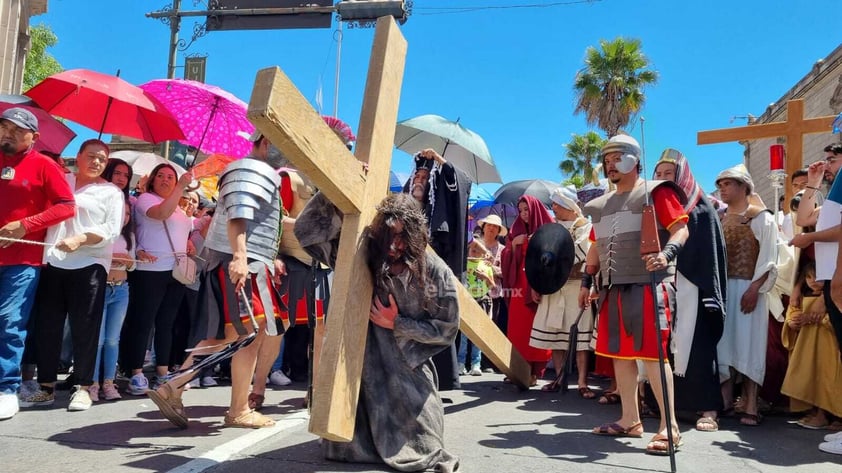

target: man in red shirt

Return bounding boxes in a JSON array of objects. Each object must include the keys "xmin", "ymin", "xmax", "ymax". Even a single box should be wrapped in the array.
[{"xmin": 0, "ymin": 107, "xmax": 75, "ymax": 420}]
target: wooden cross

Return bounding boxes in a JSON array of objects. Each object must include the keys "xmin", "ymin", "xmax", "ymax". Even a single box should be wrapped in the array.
[
  {"xmin": 246, "ymin": 17, "xmax": 531, "ymax": 442},
  {"xmin": 697, "ymin": 99, "xmax": 836, "ymax": 204}
]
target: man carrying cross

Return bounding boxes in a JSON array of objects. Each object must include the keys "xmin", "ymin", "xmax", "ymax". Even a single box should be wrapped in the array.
[{"xmin": 323, "ymin": 193, "xmax": 460, "ymax": 472}]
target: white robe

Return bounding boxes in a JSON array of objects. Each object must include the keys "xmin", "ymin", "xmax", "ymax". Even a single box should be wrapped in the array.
[{"xmin": 716, "ymin": 211, "xmax": 778, "ymax": 385}]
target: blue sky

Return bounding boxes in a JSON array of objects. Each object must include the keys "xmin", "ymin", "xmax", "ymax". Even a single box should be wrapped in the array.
[{"xmin": 38, "ymin": 0, "xmax": 841, "ymax": 193}]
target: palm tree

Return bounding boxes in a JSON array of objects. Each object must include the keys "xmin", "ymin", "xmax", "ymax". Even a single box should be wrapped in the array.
[
  {"xmin": 573, "ymin": 37, "xmax": 658, "ymax": 137},
  {"xmin": 560, "ymin": 131, "xmax": 605, "ymax": 185}
]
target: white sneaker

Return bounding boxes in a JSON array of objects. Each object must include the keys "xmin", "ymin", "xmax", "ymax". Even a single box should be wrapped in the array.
[
  {"xmin": 0, "ymin": 393, "xmax": 19, "ymax": 420},
  {"xmin": 819, "ymin": 439, "xmax": 842, "ymax": 455},
  {"xmin": 825, "ymin": 431, "xmax": 842, "ymax": 442},
  {"xmin": 68, "ymin": 387, "xmax": 92, "ymax": 411},
  {"xmin": 269, "ymin": 370, "xmax": 292, "ymax": 386}
]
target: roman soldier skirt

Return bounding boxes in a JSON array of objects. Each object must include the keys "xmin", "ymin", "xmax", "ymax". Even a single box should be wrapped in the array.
[{"xmin": 594, "ymin": 282, "xmax": 674, "ymax": 362}]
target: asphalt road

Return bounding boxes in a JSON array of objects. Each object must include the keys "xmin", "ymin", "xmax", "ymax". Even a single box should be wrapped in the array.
[{"xmin": 2, "ymin": 373, "xmax": 840, "ymax": 473}]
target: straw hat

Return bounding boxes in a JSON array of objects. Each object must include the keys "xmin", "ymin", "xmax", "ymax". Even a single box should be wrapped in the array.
[{"xmin": 477, "ymin": 214, "xmax": 508, "ymax": 237}]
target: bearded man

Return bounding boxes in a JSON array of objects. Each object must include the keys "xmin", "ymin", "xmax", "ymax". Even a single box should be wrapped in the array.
[{"xmin": 324, "ymin": 193, "xmax": 460, "ymax": 472}]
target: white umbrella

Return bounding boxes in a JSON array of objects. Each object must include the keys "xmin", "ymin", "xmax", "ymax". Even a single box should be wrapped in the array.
[{"xmin": 110, "ymin": 150, "xmax": 187, "ymax": 190}]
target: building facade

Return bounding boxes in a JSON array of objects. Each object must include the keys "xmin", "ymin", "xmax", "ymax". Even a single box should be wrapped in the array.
[
  {"xmin": 0, "ymin": 0, "xmax": 48, "ymax": 94},
  {"xmin": 744, "ymin": 43, "xmax": 842, "ymax": 209}
]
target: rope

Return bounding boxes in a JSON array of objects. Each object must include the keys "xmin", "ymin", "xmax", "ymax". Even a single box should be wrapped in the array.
[{"xmin": 0, "ymin": 236, "xmax": 205, "ymax": 263}]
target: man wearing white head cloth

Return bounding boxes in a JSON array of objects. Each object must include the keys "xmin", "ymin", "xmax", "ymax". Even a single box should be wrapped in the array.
[
  {"xmin": 530, "ymin": 186, "xmax": 595, "ymax": 397},
  {"xmin": 714, "ymin": 163, "xmax": 777, "ymax": 427}
]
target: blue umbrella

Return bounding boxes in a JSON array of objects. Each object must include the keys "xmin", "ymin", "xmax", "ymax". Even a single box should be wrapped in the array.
[
  {"xmin": 389, "ymin": 171, "xmax": 410, "ymax": 193},
  {"xmin": 468, "ymin": 185, "xmax": 495, "ymax": 209}
]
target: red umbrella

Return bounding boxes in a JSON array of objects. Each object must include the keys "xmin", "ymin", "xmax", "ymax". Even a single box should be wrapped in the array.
[
  {"xmin": 0, "ymin": 94, "xmax": 76, "ymax": 155},
  {"xmin": 24, "ymin": 69, "xmax": 184, "ymax": 143}
]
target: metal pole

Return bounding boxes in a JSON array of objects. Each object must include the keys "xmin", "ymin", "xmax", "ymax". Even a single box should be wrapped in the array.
[
  {"xmin": 162, "ymin": 0, "xmax": 181, "ymax": 160},
  {"xmin": 333, "ymin": 21, "xmax": 343, "ymax": 118}
]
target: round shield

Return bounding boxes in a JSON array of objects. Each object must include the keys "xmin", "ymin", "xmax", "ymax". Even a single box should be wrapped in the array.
[{"xmin": 525, "ymin": 223, "xmax": 575, "ymax": 295}]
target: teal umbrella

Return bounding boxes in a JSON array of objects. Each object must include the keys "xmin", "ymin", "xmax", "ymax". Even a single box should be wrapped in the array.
[{"xmin": 394, "ymin": 114, "xmax": 502, "ymax": 184}]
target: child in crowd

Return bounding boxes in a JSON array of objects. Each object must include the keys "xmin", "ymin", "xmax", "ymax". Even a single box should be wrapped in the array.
[
  {"xmin": 781, "ymin": 261, "xmax": 842, "ymax": 430},
  {"xmin": 458, "ymin": 239, "xmax": 495, "ymax": 376}
]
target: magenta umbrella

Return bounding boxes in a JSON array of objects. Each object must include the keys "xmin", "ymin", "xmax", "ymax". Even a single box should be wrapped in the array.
[{"xmin": 140, "ymin": 79, "xmax": 254, "ymax": 158}]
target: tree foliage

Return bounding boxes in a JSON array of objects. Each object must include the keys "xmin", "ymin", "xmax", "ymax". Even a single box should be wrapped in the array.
[
  {"xmin": 23, "ymin": 24, "xmax": 62, "ymax": 91},
  {"xmin": 559, "ymin": 130, "xmax": 605, "ymax": 187},
  {"xmin": 573, "ymin": 37, "xmax": 657, "ymax": 137}
]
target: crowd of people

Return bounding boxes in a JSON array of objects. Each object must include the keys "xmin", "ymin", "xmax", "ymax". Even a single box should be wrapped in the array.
[{"xmin": 3, "ymin": 101, "xmax": 842, "ymax": 471}]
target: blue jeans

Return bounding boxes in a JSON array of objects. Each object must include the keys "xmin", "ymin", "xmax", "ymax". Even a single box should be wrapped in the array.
[
  {"xmin": 93, "ymin": 283, "xmax": 130, "ymax": 382},
  {"xmin": 457, "ymin": 333, "xmax": 482, "ymax": 370},
  {"xmin": 0, "ymin": 265, "xmax": 40, "ymax": 394}
]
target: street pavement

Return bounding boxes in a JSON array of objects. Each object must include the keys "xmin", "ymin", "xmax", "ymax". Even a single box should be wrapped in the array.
[{"xmin": 1, "ymin": 372, "xmax": 841, "ymax": 473}]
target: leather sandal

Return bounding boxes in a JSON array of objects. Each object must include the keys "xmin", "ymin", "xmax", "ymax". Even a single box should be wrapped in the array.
[
  {"xmin": 592, "ymin": 421, "xmax": 643, "ymax": 438},
  {"xmin": 695, "ymin": 416, "xmax": 719, "ymax": 432},
  {"xmin": 645, "ymin": 433, "xmax": 682, "ymax": 455},
  {"xmin": 147, "ymin": 383, "xmax": 188, "ymax": 429},
  {"xmin": 597, "ymin": 391, "xmax": 621, "ymax": 405},
  {"xmin": 224, "ymin": 409, "xmax": 275, "ymax": 428},
  {"xmin": 578, "ymin": 386, "xmax": 597, "ymax": 399}
]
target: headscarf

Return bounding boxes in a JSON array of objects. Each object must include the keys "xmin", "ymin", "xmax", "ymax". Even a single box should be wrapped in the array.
[
  {"xmin": 655, "ymin": 148, "xmax": 703, "ymax": 213},
  {"xmin": 550, "ymin": 185, "xmax": 583, "ymax": 217},
  {"xmin": 507, "ymin": 194, "xmax": 554, "ymax": 241}
]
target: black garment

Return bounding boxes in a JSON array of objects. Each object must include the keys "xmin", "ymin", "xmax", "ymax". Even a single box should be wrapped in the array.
[
  {"xmin": 404, "ymin": 162, "xmax": 471, "ymax": 391},
  {"xmin": 673, "ymin": 194, "xmax": 728, "ymax": 412},
  {"xmin": 33, "ymin": 264, "xmax": 107, "ymax": 386},
  {"xmin": 672, "ymin": 293, "xmax": 724, "ymax": 412},
  {"xmin": 823, "ymin": 280, "xmax": 842, "ymax": 358},
  {"xmin": 120, "ymin": 270, "xmax": 186, "ymax": 370}
]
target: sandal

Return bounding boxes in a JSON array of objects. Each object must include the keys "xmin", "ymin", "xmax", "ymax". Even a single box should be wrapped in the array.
[
  {"xmin": 224, "ymin": 409, "xmax": 275, "ymax": 428},
  {"xmin": 645, "ymin": 433, "xmax": 682, "ymax": 456},
  {"xmin": 578, "ymin": 386, "xmax": 596, "ymax": 399},
  {"xmin": 797, "ymin": 417, "xmax": 829, "ymax": 430},
  {"xmin": 147, "ymin": 383, "xmax": 188, "ymax": 429},
  {"xmin": 541, "ymin": 381, "xmax": 562, "ymax": 392},
  {"xmin": 740, "ymin": 413, "xmax": 762, "ymax": 426},
  {"xmin": 695, "ymin": 416, "xmax": 719, "ymax": 432},
  {"xmin": 597, "ymin": 392, "xmax": 621, "ymax": 405},
  {"xmin": 248, "ymin": 392, "xmax": 265, "ymax": 410},
  {"xmin": 592, "ymin": 421, "xmax": 643, "ymax": 438}
]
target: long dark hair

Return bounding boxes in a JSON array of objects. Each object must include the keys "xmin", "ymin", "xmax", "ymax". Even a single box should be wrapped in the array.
[
  {"xmin": 102, "ymin": 158, "xmax": 133, "ymax": 200},
  {"xmin": 147, "ymin": 163, "xmax": 178, "ymax": 197},
  {"xmin": 120, "ymin": 201, "xmax": 134, "ymax": 251},
  {"xmin": 366, "ymin": 193, "xmax": 429, "ymax": 291}
]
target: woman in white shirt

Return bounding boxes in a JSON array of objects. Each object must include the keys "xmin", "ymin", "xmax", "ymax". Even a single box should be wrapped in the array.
[
  {"xmin": 122, "ymin": 163, "xmax": 194, "ymax": 395},
  {"xmin": 22, "ymin": 139, "xmax": 124, "ymax": 411},
  {"xmin": 89, "ymin": 202, "xmax": 137, "ymax": 402}
]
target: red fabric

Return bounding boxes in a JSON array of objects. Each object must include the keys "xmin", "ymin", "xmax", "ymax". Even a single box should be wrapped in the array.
[
  {"xmin": 504, "ymin": 238, "xmax": 551, "ymax": 364},
  {"xmin": 280, "ymin": 173, "xmax": 294, "ymax": 213},
  {"xmin": 217, "ymin": 264, "xmax": 288, "ymax": 325},
  {"xmin": 501, "ymin": 195, "xmax": 554, "ymax": 295},
  {"xmin": 0, "ymin": 149, "xmax": 75, "ymax": 266},
  {"xmin": 281, "ymin": 291, "xmax": 325, "ymax": 325},
  {"xmin": 22, "ymin": 202, "xmax": 75, "ymax": 233},
  {"xmin": 594, "ymin": 284, "xmax": 671, "ymax": 361},
  {"xmin": 652, "ymin": 185, "xmax": 688, "ymax": 229}
]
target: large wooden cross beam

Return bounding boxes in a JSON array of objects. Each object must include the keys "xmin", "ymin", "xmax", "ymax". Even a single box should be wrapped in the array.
[
  {"xmin": 697, "ymin": 99, "xmax": 836, "ymax": 204},
  {"xmin": 246, "ymin": 17, "xmax": 531, "ymax": 443}
]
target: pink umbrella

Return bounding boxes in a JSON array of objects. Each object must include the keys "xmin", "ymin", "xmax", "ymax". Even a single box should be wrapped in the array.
[{"xmin": 140, "ymin": 79, "xmax": 255, "ymax": 158}]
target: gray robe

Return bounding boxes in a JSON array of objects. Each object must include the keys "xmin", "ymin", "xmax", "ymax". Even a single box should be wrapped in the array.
[{"xmin": 324, "ymin": 252, "xmax": 461, "ymax": 472}]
